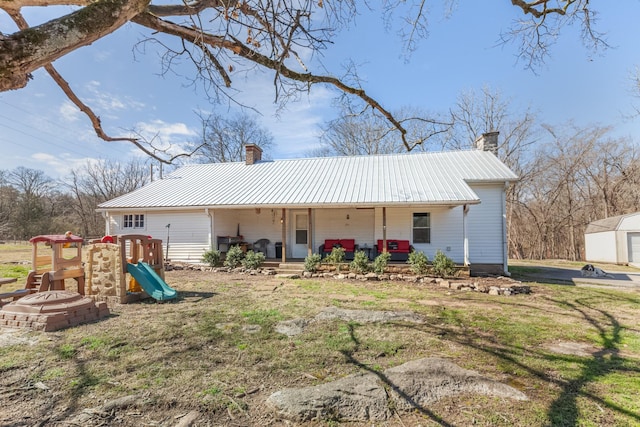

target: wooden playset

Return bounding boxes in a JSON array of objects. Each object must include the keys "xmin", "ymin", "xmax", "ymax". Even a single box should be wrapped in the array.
[
  {"xmin": 0, "ymin": 233, "xmax": 174, "ymax": 331},
  {"xmin": 0, "ymin": 233, "xmax": 85, "ymax": 306}
]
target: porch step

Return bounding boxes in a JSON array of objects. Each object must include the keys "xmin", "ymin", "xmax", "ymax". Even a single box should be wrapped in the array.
[{"xmin": 274, "ymin": 262, "xmax": 304, "ymax": 275}]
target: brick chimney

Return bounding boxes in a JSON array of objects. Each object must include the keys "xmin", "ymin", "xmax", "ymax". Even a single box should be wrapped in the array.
[
  {"xmin": 475, "ymin": 131, "xmax": 499, "ymax": 155},
  {"xmin": 245, "ymin": 144, "xmax": 262, "ymax": 165}
]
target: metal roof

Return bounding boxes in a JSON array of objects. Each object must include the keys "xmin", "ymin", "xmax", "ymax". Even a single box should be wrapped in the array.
[{"xmin": 98, "ymin": 150, "xmax": 518, "ymax": 210}]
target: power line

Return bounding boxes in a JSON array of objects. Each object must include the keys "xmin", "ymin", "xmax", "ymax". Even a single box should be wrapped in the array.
[
  {"xmin": 0, "ymin": 114, "xmax": 97, "ymax": 158},
  {"xmin": 0, "ymin": 100, "xmax": 130, "ymax": 159}
]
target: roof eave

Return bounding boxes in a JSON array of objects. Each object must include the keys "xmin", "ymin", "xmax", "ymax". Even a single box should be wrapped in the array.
[{"xmin": 97, "ymin": 199, "xmax": 481, "ymax": 212}]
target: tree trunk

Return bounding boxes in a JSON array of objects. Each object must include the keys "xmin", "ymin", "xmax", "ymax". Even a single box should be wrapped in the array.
[{"xmin": 0, "ymin": 0, "xmax": 149, "ymax": 91}]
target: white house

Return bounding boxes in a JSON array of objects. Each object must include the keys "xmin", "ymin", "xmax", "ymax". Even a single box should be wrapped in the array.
[
  {"xmin": 584, "ymin": 212, "xmax": 640, "ymax": 265},
  {"xmin": 97, "ymin": 133, "xmax": 518, "ymax": 275}
]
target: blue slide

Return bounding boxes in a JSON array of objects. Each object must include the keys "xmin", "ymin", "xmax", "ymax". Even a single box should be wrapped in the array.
[{"xmin": 126, "ymin": 262, "xmax": 177, "ymax": 301}]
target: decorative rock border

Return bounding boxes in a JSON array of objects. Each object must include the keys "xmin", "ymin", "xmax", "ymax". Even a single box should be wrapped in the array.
[{"xmin": 165, "ymin": 262, "xmax": 531, "ymax": 296}]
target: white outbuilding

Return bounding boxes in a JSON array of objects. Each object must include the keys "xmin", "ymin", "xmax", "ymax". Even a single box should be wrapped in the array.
[{"xmin": 584, "ymin": 212, "xmax": 640, "ymax": 265}]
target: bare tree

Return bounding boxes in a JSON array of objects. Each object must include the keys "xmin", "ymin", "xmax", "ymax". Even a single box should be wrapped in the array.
[
  {"xmin": 192, "ymin": 112, "xmax": 274, "ymax": 163},
  {"xmin": 508, "ymin": 124, "xmax": 640, "ymax": 260},
  {"xmin": 64, "ymin": 159, "xmax": 149, "ymax": 237},
  {"xmin": 506, "ymin": 0, "xmax": 609, "ymax": 69},
  {"xmin": 5, "ymin": 167, "xmax": 57, "ymax": 239},
  {"xmin": 0, "ymin": 170, "xmax": 17, "ymax": 239},
  {"xmin": 0, "ymin": 1, "xmax": 626, "ymax": 162},
  {"xmin": 441, "ymin": 86, "xmax": 539, "ymax": 168},
  {"xmin": 314, "ymin": 103, "xmax": 451, "ymax": 157},
  {"xmin": 0, "ymin": 1, "xmax": 444, "ymax": 162}
]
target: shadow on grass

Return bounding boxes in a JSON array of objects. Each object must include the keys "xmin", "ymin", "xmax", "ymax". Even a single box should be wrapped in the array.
[
  {"xmin": 340, "ymin": 323, "xmax": 454, "ymax": 426},
  {"xmin": 400, "ymin": 291, "xmax": 640, "ymax": 426},
  {"xmin": 341, "ymin": 293, "xmax": 640, "ymax": 426}
]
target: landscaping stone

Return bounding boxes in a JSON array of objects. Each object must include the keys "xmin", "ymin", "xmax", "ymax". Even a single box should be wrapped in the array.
[
  {"xmin": 174, "ymin": 262, "xmax": 531, "ymax": 297},
  {"xmin": 313, "ymin": 306, "xmax": 424, "ymax": 324},
  {"xmin": 266, "ymin": 357, "xmax": 528, "ymax": 422},
  {"xmin": 275, "ymin": 318, "xmax": 309, "ymax": 337},
  {"xmin": 267, "ymin": 372, "xmax": 390, "ymax": 422}
]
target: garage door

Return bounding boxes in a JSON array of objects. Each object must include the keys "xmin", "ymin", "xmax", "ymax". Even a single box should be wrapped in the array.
[{"xmin": 628, "ymin": 232, "xmax": 640, "ymax": 263}]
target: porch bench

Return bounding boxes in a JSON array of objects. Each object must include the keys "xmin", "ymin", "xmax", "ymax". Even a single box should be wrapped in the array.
[
  {"xmin": 375, "ymin": 239, "xmax": 412, "ymax": 261},
  {"xmin": 319, "ymin": 239, "xmax": 357, "ymax": 261}
]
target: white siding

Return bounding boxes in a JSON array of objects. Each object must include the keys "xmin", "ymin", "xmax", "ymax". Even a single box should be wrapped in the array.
[
  {"xmin": 619, "ymin": 214, "xmax": 640, "ymax": 231},
  {"xmin": 373, "ymin": 206, "xmax": 465, "ymax": 263},
  {"xmin": 105, "ymin": 192, "xmax": 507, "ymax": 264},
  {"xmin": 585, "ymin": 231, "xmax": 618, "ymax": 263},
  {"xmin": 466, "ymin": 184, "xmax": 505, "ymax": 264},
  {"xmin": 107, "ymin": 210, "xmax": 210, "ymax": 262},
  {"xmin": 315, "ymin": 208, "xmax": 376, "ymax": 250}
]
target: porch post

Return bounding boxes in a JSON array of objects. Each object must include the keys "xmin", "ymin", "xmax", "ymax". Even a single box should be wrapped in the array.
[
  {"xmin": 463, "ymin": 205, "xmax": 469, "ymax": 266},
  {"xmin": 307, "ymin": 208, "xmax": 313, "ymax": 257},
  {"xmin": 281, "ymin": 208, "xmax": 287, "ymax": 263},
  {"xmin": 382, "ymin": 207, "xmax": 387, "ymax": 253}
]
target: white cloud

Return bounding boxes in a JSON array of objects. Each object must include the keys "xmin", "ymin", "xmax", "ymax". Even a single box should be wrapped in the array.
[
  {"xmin": 59, "ymin": 101, "xmax": 82, "ymax": 122},
  {"xmin": 31, "ymin": 152, "xmax": 99, "ymax": 177},
  {"xmin": 84, "ymin": 80, "xmax": 146, "ymax": 113},
  {"xmin": 230, "ymin": 74, "xmax": 336, "ymax": 158},
  {"xmin": 93, "ymin": 50, "xmax": 112, "ymax": 62},
  {"xmin": 124, "ymin": 119, "xmax": 199, "ymax": 158}
]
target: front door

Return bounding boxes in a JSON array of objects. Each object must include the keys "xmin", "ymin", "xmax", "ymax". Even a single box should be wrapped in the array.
[{"xmin": 292, "ymin": 212, "xmax": 308, "ymax": 258}]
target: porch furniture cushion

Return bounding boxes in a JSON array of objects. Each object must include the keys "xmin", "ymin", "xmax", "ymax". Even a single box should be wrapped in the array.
[
  {"xmin": 376, "ymin": 239, "xmax": 411, "ymax": 253},
  {"xmin": 322, "ymin": 239, "xmax": 356, "ymax": 253},
  {"xmin": 319, "ymin": 239, "xmax": 357, "ymax": 260},
  {"xmin": 375, "ymin": 239, "xmax": 412, "ymax": 261}
]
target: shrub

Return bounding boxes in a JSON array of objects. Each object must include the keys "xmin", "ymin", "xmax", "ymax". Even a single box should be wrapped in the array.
[
  {"xmin": 202, "ymin": 249, "xmax": 221, "ymax": 267},
  {"xmin": 325, "ymin": 246, "xmax": 345, "ymax": 272},
  {"xmin": 304, "ymin": 253, "xmax": 322, "ymax": 272},
  {"xmin": 432, "ymin": 250, "xmax": 457, "ymax": 277},
  {"xmin": 224, "ymin": 245, "xmax": 245, "ymax": 268},
  {"xmin": 407, "ymin": 250, "xmax": 430, "ymax": 275},
  {"xmin": 372, "ymin": 252, "xmax": 391, "ymax": 274},
  {"xmin": 349, "ymin": 250, "xmax": 370, "ymax": 274},
  {"xmin": 242, "ymin": 250, "xmax": 265, "ymax": 270}
]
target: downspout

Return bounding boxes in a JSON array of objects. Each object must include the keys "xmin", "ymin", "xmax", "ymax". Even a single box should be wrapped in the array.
[
  {"xmin": 502, "ymin": 183, "xmax": 511, "ymax": 276},
  {"xmin": 463, "ymin": 205, "xmax": 469, "ymax": 266},
  {"xmin": 382, "ymin": 207, "xmax": 387, "ymax": 253},
  {"xmin": 102, "ymin": 212, "xmax": 110, "ymax": 236},
  {"xmin": 205, "ymin": 208, "xmax": 214, "ymax": 250},
  {"xmin": 281, "ymin": 208, "xmax": 287, "ymax": 263},
  {"xmin": 308, "ymin": 208, "xmax": 313, "ymax": 257}
]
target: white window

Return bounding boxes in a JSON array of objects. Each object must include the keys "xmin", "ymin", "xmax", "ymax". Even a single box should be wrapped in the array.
[
  {"xmin": 123, "ymin": 214, "xmax": 145, "ymax": 229},
  {"xmin": 412, "ymin": 212, "xmax": 431, "ymax": 244}
]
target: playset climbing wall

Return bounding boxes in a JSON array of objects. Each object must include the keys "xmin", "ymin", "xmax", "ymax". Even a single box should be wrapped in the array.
[{"xmin": 83, "ymin": 243, "xmax": 127, "ymax": 304}]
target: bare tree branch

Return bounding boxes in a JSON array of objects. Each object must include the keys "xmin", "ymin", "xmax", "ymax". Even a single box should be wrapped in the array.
[{"xmin": 0, "ymin": 0, "xmax": 149, "ymax": 91}]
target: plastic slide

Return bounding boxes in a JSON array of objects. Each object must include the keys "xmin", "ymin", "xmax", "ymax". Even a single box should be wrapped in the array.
[{"xmin": 126, "ymin": 262, "xmax": 177, "ymax": 301}]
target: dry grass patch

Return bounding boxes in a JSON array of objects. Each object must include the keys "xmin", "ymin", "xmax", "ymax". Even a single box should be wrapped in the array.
[{"xmin": 0, "ymin": 258, "xmax": 639, "ymax": 425}]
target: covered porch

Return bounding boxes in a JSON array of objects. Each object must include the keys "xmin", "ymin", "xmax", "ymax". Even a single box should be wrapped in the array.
[{"xmin": 208, "ymin": 204, "xmax": 471, "ymax": 267}]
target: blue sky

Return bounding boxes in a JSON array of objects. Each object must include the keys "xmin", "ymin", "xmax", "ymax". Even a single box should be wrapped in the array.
[{"xmin": 1, "ymin": 3, "xmax": 640, "ymax": 178}]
